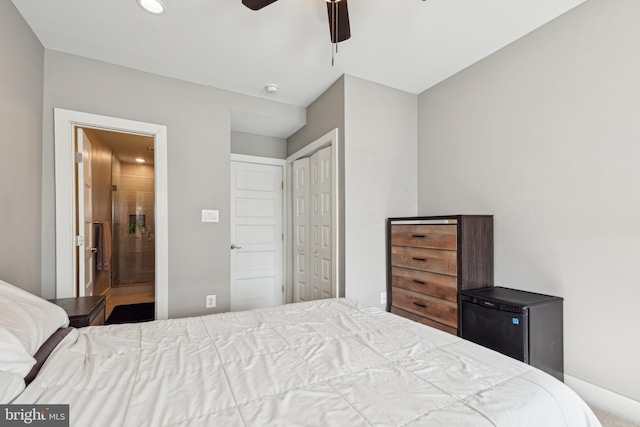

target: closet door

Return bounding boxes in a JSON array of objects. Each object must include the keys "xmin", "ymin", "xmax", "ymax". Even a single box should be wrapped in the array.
[
  {"xmin": 310, "ymin": 146, "xmax": 332, "ymax": 300},
  {"xmin": 292, "ymin": 158, "xmax": 311, "ymax": 302}
]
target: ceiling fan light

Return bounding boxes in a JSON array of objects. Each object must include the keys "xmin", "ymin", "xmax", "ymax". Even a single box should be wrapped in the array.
[{"xmin": 137, "ymin": 0, "xmax": 165, "ymax": 15}]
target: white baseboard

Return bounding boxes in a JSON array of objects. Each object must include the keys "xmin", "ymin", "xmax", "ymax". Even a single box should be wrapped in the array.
[{"xmin": 565, "ymin": 374, "xmax": 640, "ymax": 424}]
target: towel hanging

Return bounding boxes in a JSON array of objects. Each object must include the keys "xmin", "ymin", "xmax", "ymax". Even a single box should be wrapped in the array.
[{"xmin": 95, "ymin": 222, "xmax": 112, "ymax": 271}]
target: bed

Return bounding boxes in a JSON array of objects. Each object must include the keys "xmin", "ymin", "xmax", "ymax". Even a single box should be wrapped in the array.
[{"xmin": 1, "ymin": 280, "xmax": 601, "ymax": 426}]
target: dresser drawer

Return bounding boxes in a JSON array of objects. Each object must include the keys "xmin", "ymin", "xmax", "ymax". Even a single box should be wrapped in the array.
[
  {"xmin": 391, "ymin": 286, "xmax": 458, "ymax": 328},
  {"xmin": 391, "ymin": 267, "xmax": 457, "ymax": 302},
  {"xmin": 390, "ymin": 225, "xmax": 456, "ymax": 250},
  {"xmin": 391, "ymin": 307, "xmax": 457, "ymax": 335},
  {"xmin": 391, "ymin": 246, "xmax": 457, "ymax": 276}
]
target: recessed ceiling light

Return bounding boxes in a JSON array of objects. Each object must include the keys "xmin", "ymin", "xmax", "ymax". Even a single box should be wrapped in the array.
[
  {"xmin": 137, "ymin": 0, "xmax": 166, "ymax": 15},
  {"xmin": 135, "ymin": 158, "xmax": 146, "ymax": 163}
]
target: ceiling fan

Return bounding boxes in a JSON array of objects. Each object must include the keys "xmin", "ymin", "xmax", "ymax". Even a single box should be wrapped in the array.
[{"xmin": 242, "ymin": 0, "xmax": 351, "ymax": 45}]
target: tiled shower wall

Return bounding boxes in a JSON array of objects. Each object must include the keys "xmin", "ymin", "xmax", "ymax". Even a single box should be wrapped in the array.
[{"xmin": 112, "ymin": 162, "xmax": 155, "ymax": 286}]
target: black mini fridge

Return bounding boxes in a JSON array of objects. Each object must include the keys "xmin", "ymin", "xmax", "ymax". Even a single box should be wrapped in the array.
[{"xmin": 460, "ymin": 287, "xmax": 564, "ymax": 382}]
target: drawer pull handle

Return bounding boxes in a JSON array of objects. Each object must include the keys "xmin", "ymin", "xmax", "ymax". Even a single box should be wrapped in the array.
[
  {"xmin": 413, "ymin": 302, "xmax": 427, "ymax": 309},
  {"xmin": 413, "ymin": 279, "xmax": 426, "ymax": 285},
  {"xmin": 412, "ymin": 234, "xmax": 426, "ymax": 238},
  {"xmin": 412, "ymin": 257, "xmax": 426, "ymax": 262}
]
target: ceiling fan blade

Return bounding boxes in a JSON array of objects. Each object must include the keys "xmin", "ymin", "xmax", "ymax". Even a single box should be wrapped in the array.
[
  {"xmin": 327, "ymin": 0, "xmax": 351, "ymax": 43},
  {"xmin": 242, "ymin": 0, "xmax": 278, "ymax": 11}
]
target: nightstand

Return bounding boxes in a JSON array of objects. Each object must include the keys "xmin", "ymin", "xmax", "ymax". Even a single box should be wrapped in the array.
[{"xmin": 49, "ymin": 296, "xmax": 106, "ymax": 328}]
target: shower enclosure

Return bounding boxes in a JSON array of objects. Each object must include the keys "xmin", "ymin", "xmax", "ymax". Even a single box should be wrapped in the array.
[{"xmin": 111, "ymin": 159, "xmax": 155, "ymax": 287}]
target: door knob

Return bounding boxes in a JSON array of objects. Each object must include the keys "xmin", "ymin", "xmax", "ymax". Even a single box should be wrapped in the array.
[{"xmin": 230, "ymin": 244, "xmax": 243, "ymax": 250}]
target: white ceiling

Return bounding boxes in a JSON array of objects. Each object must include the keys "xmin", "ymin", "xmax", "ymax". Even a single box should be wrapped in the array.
[
  {"xmin": 84, "ymin": 128, "xmax": 155, "ymax": 165},
  {"xmin": 12, "ymin": 0, "xmax": 585, "ymax": 111}
]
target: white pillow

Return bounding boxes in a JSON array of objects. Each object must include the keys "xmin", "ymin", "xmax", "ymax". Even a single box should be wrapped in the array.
[
  {"xmin": 0, "ymin": 279, "xmax": 69, "ymax": 376},
  {"xmin": 0, "ymin": 371, "xmax": 26, "ymax": 404}
]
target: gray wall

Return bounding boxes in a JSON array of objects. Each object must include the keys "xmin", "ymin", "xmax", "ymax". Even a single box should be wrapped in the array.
[
  {"xmin": 287, "ymin": 75, "xmax": 417, "ymax": 305},
  {"xmin": 0, "ymin": 2, "xmax": 44, "ymax": 295},
  {"xmin": 288, "ymin": 76, "xmax": 345, "ymax": 157},
  {"xmin": 41, "ymin": 51, "xmax": 303, "ymax": 318},
  {"xmin": 343, "ymin": 75, "xmax": 417, "ymax": 308},
  {"xmin": 417, "ymin": 0, "xmax": 640, "ymax": 402},
  {"xmin": 231, "ymin": 131, "xmax": 286, "ymax": 159}
]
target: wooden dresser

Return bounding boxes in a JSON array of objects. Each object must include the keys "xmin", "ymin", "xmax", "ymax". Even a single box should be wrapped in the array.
[{"xmin": 386, "ymin": 215, "xmax": 493, "ymax": 336}]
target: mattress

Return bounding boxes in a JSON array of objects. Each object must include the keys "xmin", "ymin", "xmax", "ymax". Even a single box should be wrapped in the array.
[{"xmin": 16, "ymin": 298, "xmax": 601, "ymax": 426}]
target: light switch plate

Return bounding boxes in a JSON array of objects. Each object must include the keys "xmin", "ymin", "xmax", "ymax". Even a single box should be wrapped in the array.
[{"xmin": 202, "ymin": 209, "xmax": 219, "ymax": 223}]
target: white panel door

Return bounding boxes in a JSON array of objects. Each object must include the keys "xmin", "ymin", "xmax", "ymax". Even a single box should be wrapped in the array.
[
  {"xmin": 310, "ymin": 146, "xmax": 332, "ymax": 300},
  {"xmin": 76, "ymin": 128, "xmax": 94, "ymax": 297},
  {"xmin": 293, "ymin": 146, "xmax": 332, "ymax": 302},
  {"xmin": 292, "ymin": 158, "xmax": 310, "ymax": 302},
  {"xmin": 231, "ymin": 161, "xmax": 283, "ymax": 311}
]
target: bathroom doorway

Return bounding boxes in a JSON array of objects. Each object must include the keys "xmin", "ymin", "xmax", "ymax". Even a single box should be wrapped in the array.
[{"xmin": 80, "ymin": 128, "xmax": 156, "ymax": 320}]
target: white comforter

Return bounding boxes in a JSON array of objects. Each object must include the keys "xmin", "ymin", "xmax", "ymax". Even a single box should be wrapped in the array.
[{"xmin": 16, "ymin": 299, "xmax": 601, "ymax": 426}]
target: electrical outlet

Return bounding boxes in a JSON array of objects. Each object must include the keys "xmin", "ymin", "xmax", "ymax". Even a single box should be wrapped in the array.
[
  {"xmin": 206, "ymin": 294, "xmax": 216, "ymax": 308},
  {"xmin": 380, "ymin": 292, "xmax": 387, "ymax": 305}
]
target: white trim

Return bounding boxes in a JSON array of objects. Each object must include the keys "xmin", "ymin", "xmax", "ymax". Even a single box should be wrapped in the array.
[
  {"xmin": 564, "ymin": 374, "xmax": 640, "ymax": 424},
  {"xmin": 285, "ymin": 129, "xmax": 340, "ymax": 302},
  {"xmin": 230, "ymin": 153, "xmax": 286, "ymax": 167},
  {"xmin": 53, "ymin": 108, "xmax": 169, "ymax": 320}
]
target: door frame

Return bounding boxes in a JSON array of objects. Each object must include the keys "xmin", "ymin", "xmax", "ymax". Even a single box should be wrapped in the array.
[
  {"xmin": 230, "ymin": 154, "xmax": 286, "ymax": 309},
  {"xmin": 53, "ymin": 108, "xmax": 169, "ymax": 320},
  {"xmin": 285, "ymin": 129, "xmax": 340, "ymax": 303}
]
